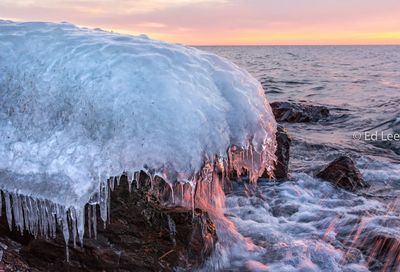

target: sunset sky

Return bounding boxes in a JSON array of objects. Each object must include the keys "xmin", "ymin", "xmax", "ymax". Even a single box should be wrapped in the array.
[{"xmin": 1, "ymin": 0, "xmax": 399, "ymax": 45}]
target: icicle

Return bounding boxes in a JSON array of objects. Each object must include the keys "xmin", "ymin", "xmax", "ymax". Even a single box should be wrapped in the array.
[
  {"xmin": 127, "ymin": 172, "xmax": 133, "ymax": 187},
  {"xmin": 11, "ymin": 193, "xmax": 22, "ymax": 233},
  {"xmin": 76, "ymin": 207, "xmax": 85, "ymax": 247},
  {"xmin": 27, "ymin": 197, "xmax": 34, "ymax": 234},
  {"xmin": 4, "ymin": 192, "xmax": 12, "ymax": 230},
  {"xmin": 107, "ymin": 191, "xmax": 111, "ymax": 225},
  {"xmin": 39, "ymin": 200, "xmax": 45, "ymax": 237},
  {"xmin": 61, "ymin": 207, "xmax": 70, "ymax": 262},
  {"xmin": 21, "ymin": 196, "xmax": 29, "ymax": 234},
  {"xmin": 99, "ymin": 180, "xmax": 108, "ymax": 227},
  {"xmin": 109, "ymin": 177, "xmax": 115, "ymax": 192},
  {"xmin": 118, "ymin": 174, "xmax": 123, "ymax": 186},
  {"xmin": 169, "ymin": 182, "xmax": 175, "ymax": 204},
  {"xmin": 19, "ymin": 195, "xmax": 26, "ymax": 233},
  {"xmin": 43, "ymin": 201, "xmax": 50, "ymax": 238},
  {"xmin": 41, "ymin": 200, "xmax": 49, "ymax": 238},
  {"xmin": 31, "ymin": 198, "xmax": 39, "ymax": 238},
  {"xmin": 37, "ymin": 200, "xmax": 43, "ymax": 237},
  {"xmin": 16, "ymin": 194, "xmax": 22, "ymax": 232},
  {"xmin": 70, "ymin": 208, "xmax": 77, "ymax": 248},
  {"xmin": 88, "ymin": 205, "xmax": 92, "ymax": 239},
  {"xmin": 49, "ymin": 203, "xmax": 57, "ymax": 239},
  {"xmin": 135, "ymin": 171, "xmax": 140, "ymax": 189},
  {"xmin": 191, "ymin": 183, "xmax": 195, "ymax": 216},
  {"xmin": 42, "ymin": 201, "xmax": 50, "ymax": 238},
  {"xmin": 106, "ymin": 178, "xmax": 112, "ymax": 224}
]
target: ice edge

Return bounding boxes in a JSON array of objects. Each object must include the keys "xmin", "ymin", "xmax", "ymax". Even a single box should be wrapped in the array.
[{"xmin": 0, "ymin": 139, "xmax": 276, "ymax": 261}]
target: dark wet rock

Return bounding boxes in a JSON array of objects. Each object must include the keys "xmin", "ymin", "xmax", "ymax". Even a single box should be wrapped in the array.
[
  {"xmin": 0, "ymin": 236, "xmax": 36, "ymax": 272},
  {"xmin": 261, "ymin": 125, "xmax": 291, "ymax": 180},
  {"xmin": 270, "ymin": 101, "xmax": 330, "ymax": 123},
  {"xmin": 358, "ymin": 233, "xmax": 400, "ymax": 272},
  {"xmin": 0, "ymin": 176, "xmax": 217, "ymax": 271},
  {"xmin": 273, "ymin": 125, "xmax": 291, "ymax": 179},
  {"xmin": 316, "ymin": 156, "xmax": 369, "ymax": 191}
]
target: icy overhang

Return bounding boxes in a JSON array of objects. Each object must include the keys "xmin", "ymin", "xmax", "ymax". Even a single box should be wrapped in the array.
[{"xmin": 0, "ymin": 20, "xmax": 276, "ymax": 233}]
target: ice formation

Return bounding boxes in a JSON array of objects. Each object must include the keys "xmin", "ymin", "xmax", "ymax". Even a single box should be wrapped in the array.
[{"xmin": 0, "ymin": 20, "xmax": 276, "ymax": 251}]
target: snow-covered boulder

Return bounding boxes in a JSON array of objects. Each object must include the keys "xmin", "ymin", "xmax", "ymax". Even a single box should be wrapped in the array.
[{"xmin": 0, "ymin": 20, "xmax": 276, "ymax": 244}]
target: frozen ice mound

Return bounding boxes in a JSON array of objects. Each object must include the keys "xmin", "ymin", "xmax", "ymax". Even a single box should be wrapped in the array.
[{"xmin": 0, "ymin": 20, "xmax": 276, "ymax": 242}]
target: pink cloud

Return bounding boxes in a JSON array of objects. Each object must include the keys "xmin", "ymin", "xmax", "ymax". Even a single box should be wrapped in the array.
[{"xmin": 1, "ymin": 0, "xmax": 399, "ymax": 44}]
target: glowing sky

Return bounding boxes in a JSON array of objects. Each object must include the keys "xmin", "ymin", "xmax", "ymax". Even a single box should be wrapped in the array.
[{"xmin": 1, "ymin": 0, "xmax": 399, "ymax": 45}]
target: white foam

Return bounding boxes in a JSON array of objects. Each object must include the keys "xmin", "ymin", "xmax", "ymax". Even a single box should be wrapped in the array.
[{"xmin": 223, "ymin": 173, "xmax": 399, "ymax": 271}]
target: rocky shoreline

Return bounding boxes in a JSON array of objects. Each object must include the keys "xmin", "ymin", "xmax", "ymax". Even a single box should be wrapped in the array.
[{"xmin": 0, "ymin": 101, "xmax": 398, "ymax": 271}]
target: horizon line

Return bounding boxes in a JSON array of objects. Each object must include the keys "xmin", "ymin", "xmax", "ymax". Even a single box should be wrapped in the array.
[
  {"xmin": 2, "ymin": 19, "xmax": 399, "ymax": 47},
  {"xmin": 192, "ymin": 43, "xmax": 400, "ymax": 47}
]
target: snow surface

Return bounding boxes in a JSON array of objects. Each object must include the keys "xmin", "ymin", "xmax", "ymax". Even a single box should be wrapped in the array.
[{"xmin": 0, "ymin": 21, "xmax": 276, "ymax": 223}]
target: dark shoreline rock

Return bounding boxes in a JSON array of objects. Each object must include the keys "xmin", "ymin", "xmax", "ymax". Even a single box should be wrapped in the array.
[
  {"xmin": 261, "ymin": 125, "xmax": 291, "ymax": 180},
  {"xmin": 358, "ymin": 232, "xmax": 400, "ymax": 272},
  {"xmin": 271, "ymin": 101, "xmax": 330, "ymax": 123},
  {"xmin": 316, "ymin": 156, "xmax": 369, "ymax": 191},
  {"xmin": 0, "ymin": 177, "xmax": 217, "ymax": 271},
  {"xmin": 273, "ymin": 125, "xmax": 291, "ymax": 179}
]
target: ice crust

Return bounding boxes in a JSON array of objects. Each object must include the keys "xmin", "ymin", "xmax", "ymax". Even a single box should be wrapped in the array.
[{"xmin": 0, "ymin": 20, "xmax": 276, "ymax": 242}]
